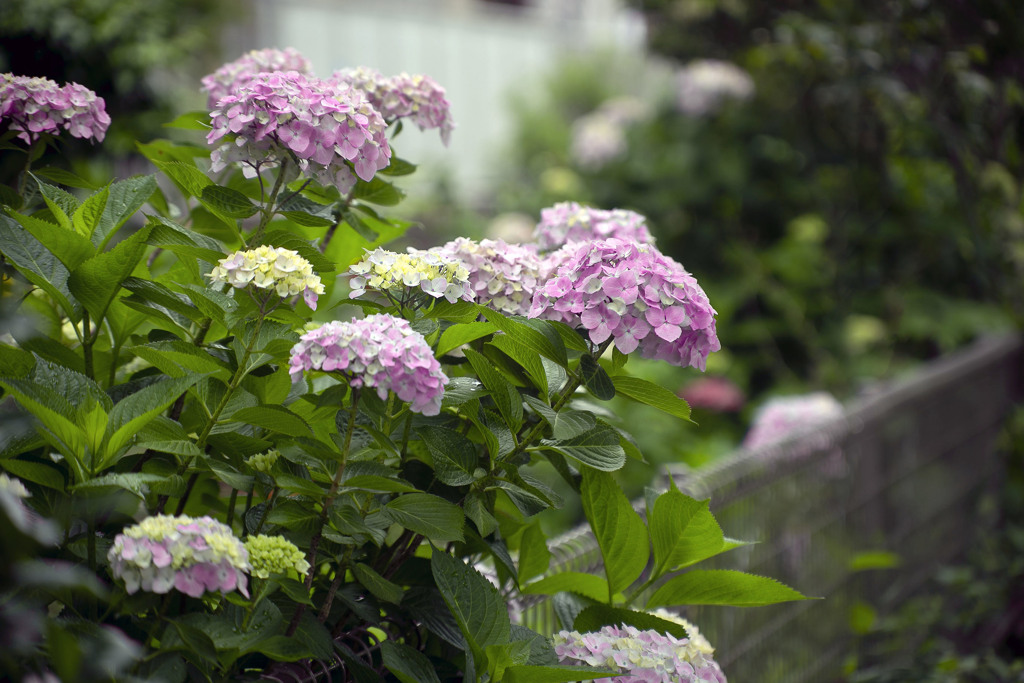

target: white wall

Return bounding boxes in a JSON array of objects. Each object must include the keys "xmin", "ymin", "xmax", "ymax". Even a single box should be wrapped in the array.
[{"xmin": 231, "ymin": 0, "xmax": 645, "ymax": 201}]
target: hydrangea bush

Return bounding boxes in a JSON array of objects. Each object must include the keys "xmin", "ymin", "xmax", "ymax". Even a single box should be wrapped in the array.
[{"xmin": 0, "ymin": 49, "xmax": 809, "ymax": 682}]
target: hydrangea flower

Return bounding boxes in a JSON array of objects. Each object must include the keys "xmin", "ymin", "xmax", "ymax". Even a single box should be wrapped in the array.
[
  {"xmin": 742, "ymin": 392, "xmax": 844, "ymax": 450},
  {"xmin": 649, "ymin": 609, "xmax": 717, "ymax": 660},
  {"xmin": 529, "ymin": 238, "xmax": 720, "ymax": 370},
  {"xmin": 675, "ymin": 59, "xmax": 755, "ymax": 117},
  {"xmin": 1, "ymin": 74, "xmax": 110, "ymax": 144},
  {"xmin": 108, "ymin": 515, "xmax": 250, "ymax": 598},
  {"xmin": 288, "ymin": 314, "xmax": 448, "ymax": 416},
  {"xmin": 347, "ymin": 247, "xmax": 471, "ymax": 307},
  {"xmin": 243, "ymin": 534, "xmax": 311, "ymax": 579},
  {"xmin": 201, "ymin": 47, "xmax": 314, "ymax": 109},
  {"xmin": 430, "ymin": 238, "xmax": 543, "ymax": 316},
  {"xmin": 208, "ymin": 245, "xmax": 325, "ymax": 310},
  {"xmin": 533, "ymin": 202, "xmax": 655, "ymax": 252},
  {"xmin": 332, "ymin": 67, "xmax": 454, "ymax": 145},
  {"xmin": 570, "ymin": 97, "xmax": 648, "ymax": 170},
  {"xmin": 553, "ymin": 623, "xmax": 727, "ymax": 683},
  {"xmin": 207, "ymin": 71, "xmax": 391, "ymax": 195},
  {"xmin": 679, "ymin": 377, "xmax": 744, "ymax": 413},
  {"xmin": 245, "ymin": 448, "xmax": 280, "ymax": 474}
]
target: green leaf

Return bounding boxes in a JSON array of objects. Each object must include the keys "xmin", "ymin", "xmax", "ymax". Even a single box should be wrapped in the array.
[
  {"xmin": 206, "ymin": 460, "xmax": 254, "ymax": 491},
  {"xmin": 6, "ymin": 208, "xmax": 94, "ymax": 270},
  {"xmin": 128, "ymin": 341, "xmax": 231, "ymax": 379},
  {"xmin": 522, "ymin": 396, "xmax": 595, "ymax": 440},
  {"xmin": 378, "ymin": 156, "xmax": 417, "ymax": 177},
  {"xmin": 488, "ymin": 334, "xmax": 548, "ymax": 396},
  {"xmin": 0, "ymin": 214, "xmax": 80, "ymax": 319},
  {"xmin": 480, "ymin": 309, "xmax": 567, "ymax": 368},
  {"xmin": 573, "ymin": 605, "xmax": 687, "ymax": 639},
  {"xmin": 93, "ymin": 175, "xmax": 159, "ymax": 247},
  {"xmin": 353, "ymin": 563, "xmax": 404, "ymax": 605},
  {"xmin": 262, "ymin": 229, "xmax": 336, "ymax": 273},
  {"xmin": 441, "ymin": 377, "xmax": 487, "ymax": 407},
  {"xmin": 136, "ymin": 139, "xmax": 209, "ymax": 166},
  {"xmin": 351, "ymin": 176, "xmax": 405, "ymax": 206},
  {"xmin": 579, "ymin": 355, "xmax": 615, "ymax": 401},
  {"xmin": 33, "ymin": 175, "xmax": 78, "ymax": 229},
  {"xmin": 342, "ymin": 474, "xmax": 418, "ymax": 494},
  {"xmin": 611, "ymin": 375, "xmax": 693, "ymax": 422},
  {"xmin": 418, "ymin": 425, "xmax": 479, "ymax": 486},
  {"xmin": 849, "ymin": 551, "xmax": 902, "ymax": 572},
  {"xmin": 431, "ymin": 548, "xmax": 511, "ymax": 664},
  {"xmin": 67, "ymin": 225, "xmax": 152, "ymax": 322},
  {"xmin": 581, "ymin": 469, "xmax": 648, "ymax": 597},
  {"xmin": 0, "ymin": 459, "xmax": 65, "ymax": 491},
  {"xmin": 381, "ymin": 640, "xmax": 441, "ymax": 683},
  {"xmin": 152, "ymin": 159, "xmax": 213, "ymax": 200},
  {"xmin": 464, "ymin": 348, "xmax": 523, "ymax": 431},
  {"xmin": 517, "ymin": 520, "xmax": 550, "ymax": 583},
  {"xmin": 163, "ymin": 110, "xmax": 211, "ymax": 130},
  {"xmin": 33, "ymin": 166, "xmax": 99, "ymax": 190},
  {"xmin": 437, "ymin": 321, "xmax": 496, "ymax": 357},
  {"xmin": 102, "ymin": 374, "xmax": 205, "ymax": 467},
  {"xmin": 521, "ymin": 573, "xmax": 609, "ymax": 603},
  {"xmin": 71, "ymin": 472, "xmax": 167, "ymax": 499},
  {"xmin": 146, "ymin": 216, "xmax": 226, "ymax": 265},
  {"xmin": 121, "ymin": 277, "xmax": 205, "ymax": 324},
  {"xmin": 228, "ymin": 405, "xmax": 313, "ymax": 437},
  {"xmin": 200, "ymin": 185, "xmax": 258, "ymax": 219},
  {"xmin": 169, "ymin": 621, "xmax": 219, "ymax": 666},
  {"xmin": 72, "ymin": 185, "xmax": 109, "ymax": 238},
  {"xmin": 385, "ymin": 493, "xmax": 464, "ymax": 543},
  {"xmin": 646, "ymin": 569, "xmax": 813, "ymax": 609},
  {"xmin": 542, "ymin": 426, "xmax": 625, "ymax": 472},
  {"xmin": 649, "ymin": 488, "xmax": 724, "ymax": 577}
]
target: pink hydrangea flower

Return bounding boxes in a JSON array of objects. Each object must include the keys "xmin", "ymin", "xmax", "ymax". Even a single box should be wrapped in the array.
[
  {"xmin": 332, "ymin": 67, "xmax": 454, "ymax": 145},
  {"xmin": 533, "ymin": 202, "xmax": 655, "ymax": 252},
  {"xmin": 289, "ymin": 314, "xmax": 448, "ymax": 416},
  {"xmin": 553, "ymin": 623, "xmax": 727, "ymax": 683},
  {"xmin": 108, "ymin": 515, "xmax": 250, "ymax": 598},
  {"xmin": 742, "ymin": 392, "xmax": 843, "ymax": 450},
  {"xmin": 201, "ymin": 47, "xmax": 314, "ymax": 109},
  {"xmin": 529, "ymin": 238, "xmax": 720, "ymax": 370},
  {"xmin": 207, "ymin": 71, "xmax": 391, "ymax": 194},
  {"xmin": 679, "ymin": 376, "xmax": 744, "ymax": 413},
  {"xmin": 430, "ymin": 238, "xmax": 543, "ymax": 316},
  {"xmin": 1, "ymin": 74, "xmax": 110, "ymax": 144}
]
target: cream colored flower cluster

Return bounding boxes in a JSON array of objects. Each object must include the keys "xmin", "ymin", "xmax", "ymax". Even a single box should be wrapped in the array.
[
  {"xmin": 208, "ymin": 245, "xmax": 325, "ymax": 310},
  {"xmin": 347, "ymin": 247, "xmax": 470, "ymax": 305}
]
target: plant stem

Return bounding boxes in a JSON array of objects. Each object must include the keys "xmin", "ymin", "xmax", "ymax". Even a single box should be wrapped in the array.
[
  {"xmin": 250, "ymin": 158, "xmax": 290, "ymax": 245},
  {"xmin": 81, "ymin": 311, "xmax": 95, "ymax": 381}
]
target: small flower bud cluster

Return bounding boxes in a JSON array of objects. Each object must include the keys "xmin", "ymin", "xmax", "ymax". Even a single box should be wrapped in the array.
[
  {"xmin": 347, "ymin": 247, "xmax": 471, "ymax": 306},
  {"xmin": 530, "ymin": 239, "xmax": 720, "ymax": 370},
  {"xmin": 201, "ymin": 47, "xmax": 314, "ymax": 109},
  {"xmin": 1, "ymin": 74, "xmax": 110, "ymax": 144},
  {"xmin": 533, "ymin": 202, "xmax": 655, "ymax": 252},
  {"xmin": 675, "ymin": 59, "xmax": 755, "ymax": 117},
  {"xmin": 742, "ymin": 392, "xmax": 843, "ymax": 450},
  {"xmin": 243, "ymin": 534, "xmax": 311, "ymax": 579},
  {"xmin": 108, "ymin": 515, "xmax": 250, "ymax": 598},
  {"xmin": 430, "ymin": 238, "xmax": 543, "ymax": 316},
  {"xmin": 245, "ymin": 448, "xmax": 280, "ymax": 474},
  {"xmin": 553, "ymin": 624, "xmax": 727, "ymax": 683},
  {"xmin": 289, "ymin": 314, "xmax": 448, "ymax": 416},
  {"xmin": 208, "ymin": 245, "xmax": 325, "ymax": 310},
  {"xmin": 207, "ymin": 71, "xmax": 391, "ymax": 194},
  {"xmin": 333, "ymin": 67, "xmax": 454, "ymax": 145}
]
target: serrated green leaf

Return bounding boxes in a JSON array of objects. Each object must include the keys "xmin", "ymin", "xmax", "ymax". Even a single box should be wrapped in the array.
[
  {"xmin": 145, "ymin": 215, "xmax": 226, "ymax": 264},
  {"xmin": 229, "ymin": 405, "xmax": 313, "ymax": 437},
  {"xmin": 6, "ymin": 208, "xmax": 94, "ymax": 270},
  {"xmin": 201, "ymin": 185, "xmax": 257, "ymax": 219},
  {"xmin": 67, "ymin": 225, "xmax": 152, "ymax": 322},
  {"xmin": 581, "ymin": 469, "xmax": 648, "ymax": 597},
  {"xmin": 152, "ymin": 160, "xmax": 213, "ymax": 200},
  {"xmin": 378, "ymin": 156, "xmax": 417, "ymax": 176},
  {"xmin": 573, "ymin": 605, "xmax": 687, "ymax": 639},
  {"xmin": 0, "ymin": 459, "xmax": 65, "ymax": 491},
  {"xmin": 71, "ymin": 186, "xmax": 109, "ymax": 237},
  {"xmin": 262, "ymin": 229, "xmax": 336, "ymax": 273},
  {"xmin": 0, "ymin": 214, "xmax": 80, "ymax": 319},
  {"xmin": 611, "ymin": 375, "xmax": 692, "ymax": 422},
  {"xmin": 206, "ymin": 460, "xmax": 254, "ymax": 491},
  {"xmin": 279, "ymin": 210, "xmax": 334, "ymax": 227},
  {"xmin": 341, "ymin": 474, "xmax": 418, "ymax": 493},
  {"xmin": 521, "ymin": 573, "xmax": 609, "ymax": 603},
  {"xmin": 579, "ymin": 355, "xmax": 615, "ymax": 401},
  {"xmin": 502, "ymin": 664, "xmax": 618, "ymax": 683},
  {"xmin": 441, "ymin": 377, "xmax": 487, "ymax": 408},
  {"xmin": 542, "ymin": 426, "xmax": 625, "ymax": 471},
  {"xmin": 464, "ymin": 348, "xmax": 523, "ymax": 431},
  {"xmin": 351, "ymin": 176, "xmax": 405, "ymax": 205},
  {"xmin": 650, "ymin": 488, "xmax": 724, "ymax": 577},
  {"xmin": 382, "ymin": 640, "xmax": 441, "ymax": 683},
  {"xmin": 102, "ymin": 374, "xmax": 205, "ymax": 467},
  {"xmin": 94, "ymin": 175, "xmax": 158, "ymax": 248},
  {"xmin": 480, "ymin": 309, "xmax": 567, "ymax": 367},
  {"xmin": 431, "ymin": 548, "xmax": 510, "ymax": 664},
  {"xmin": 127, "ymin": 341, "xmax": 231, "ymax": 379},
  {"xmin": 353, "ymin": 563, "xmax": 404, "ymax": 604},
  {"xmin": 385, "ymin": 494, "xmax": 464, "ymax": 543},
  {"xmin": 517, "ymin": 521, "xmax": 551, "ymax": 583},
  {"xmin": 646, "ymin": 569, "xmax": 813, "ymax": 608},
  {"xmin": 488, "ymin": 333, "xmax": 548, "ymax": 396},
  {"xmin": 522, "ymin": 396, "xmax": 595, "ymax": 441},
  {"xmin": 72, "ymin": 472, "xmax": 167, "ymax": 499},
  {"xmin": 33, "ymin": 166, "xmax": 99, "ymax": 190},
  {"xmin": 418, "ymin": 425, "xmax": 479, "ymax": 486},
  {"xmin": 121, "ymin": 277, "xmax": 205, "ymax": 323},
  {"xmin": 163, "ymin": 110, "xmax": 211, "ymax": 131},
  {"xmin": 33, "ymin": 175, "xmax": 78, "ymax": 229},
  {"xmin": 437, "ymin": 321, "xmax": 496, "ymax": 356}
]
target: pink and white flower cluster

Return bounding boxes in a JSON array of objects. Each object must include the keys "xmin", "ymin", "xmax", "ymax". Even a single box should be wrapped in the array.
[
  {"xmin": 201, "ymin": 47, "xmax": 314, "ymax": 109},
  {"xmin": 430, "ymin": 238, "xmax": 543, "ymax": 316},
  {"xmin": 289, "ymin": 314, "xmax": 448, "ymax": 416},
  {"xmin": 570, "ymin": 97, "xmax": 649, "ymax": 170},
  {"xmin": 742, "ymin": 391, "xmax": 843, "ymax": 450},
  {"xmin": 1, "ymin": 74, "xmax": 110, "ymax": 144},
  {"xmin": 108, "ymin": 515, "xmax": 250, "ymax": 598},
  {"xmin": 553, "ymin": 623, "xmax": 727, "ymax": 683},
  {"xmin": 207, "ymin": 71, "xmax": 391, "ymax": 194},
  {"xmin": 348, "ymin": 247, "xmax": 471, "ymax": 306},
  {"xmin": 675, "ymin": 59, "xmax": 755, "ymax": 117},
  {"xmin": 530, "ymin": 238, "xmax": 720, "ymax": 370},
  {"xmin": 533, "ymin": 202, "xmax": 655, "ymax": 252},
  {"xmin": 208, "ymin": 245, "xmax": 325, "ymax": 310},
  {"xmin": 332, "ymin": 67, "xmax": 454, "ymax": 145}
]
